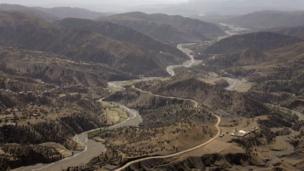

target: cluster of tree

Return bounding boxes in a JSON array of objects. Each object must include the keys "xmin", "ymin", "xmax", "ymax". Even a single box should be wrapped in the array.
[
  {"xmin": 0, "ymin": 113, "xmax": 107, "ymax": 169},
  {"xmin": 0, "ymin": 144, "xmax": 63, "ymax": 169},
  {"xmin": 232, "ymin": 126, "xmax": 275, "ymax": 150}
]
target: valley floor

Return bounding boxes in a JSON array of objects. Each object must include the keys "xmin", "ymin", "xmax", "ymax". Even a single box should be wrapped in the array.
[{"xmin": 6, "ymin": 23, "xmax": 304, "ymax": 171}]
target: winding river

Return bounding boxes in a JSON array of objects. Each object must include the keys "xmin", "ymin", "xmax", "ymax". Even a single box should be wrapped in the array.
[
  {"xmin": 13, "ymin": 102, "xmax": 142, "ymax": 171},
  {"xmin": 166, "ymin": 43, "xmax": 203, "ymax": 76},
  {"xmin": 13, "ymin": 43, "xmax": 201, "ymax": 171},
  {"xmin": 14, "ymin": 23, "xmax": 249, "ymax": 171},
  {"xmin": 112, "ymin": 44, "xmax": 221, "ymax": 171}
]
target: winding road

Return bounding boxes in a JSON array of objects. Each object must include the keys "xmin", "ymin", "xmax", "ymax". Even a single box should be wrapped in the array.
[
  {"xmin": 131, "ymin": 85, "xmax": 199, "ymax": 108},
  {"xmin": 114, "ymin": 112, "xmax": 221, "ymax": 171},
  {"xmin": 14, "ymin": 43, "xmax": 220, "ymax": 171},
  {"xmin": 112, "ymin": 44, "xmax": 221, "ymax": 171},
  {"xmin": 111, "ymin": 26, "xmax": 254, "ymax": 170},
  {"xmin": 10, "ymin": 22, "xmax": 255, "ymax": 171}
]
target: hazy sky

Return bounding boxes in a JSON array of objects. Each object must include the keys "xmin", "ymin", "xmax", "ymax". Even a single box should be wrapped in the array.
[
  {"xmin": 0, "ymin": 0, "xmax": 188, "ymax": 11},
  {"xmin": 0, "ymin": 0, "xmax": 186, "ymax": 4},
  {"xmin": 0, "ymin": 0, "xmax": 187, "ymax": 7},
  {"xmin": 1, "ymin": 0, "xmax": 304, "ymax": 14}
]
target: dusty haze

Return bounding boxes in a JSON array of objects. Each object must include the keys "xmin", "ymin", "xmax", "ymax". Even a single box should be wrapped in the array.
[
  {"xmin": 0, "ymin": 0, "xmax": 187, "ymax": 12},
  {"xmin": 1, "ymin": 0, "xmax": 304, "ymax": 16}
]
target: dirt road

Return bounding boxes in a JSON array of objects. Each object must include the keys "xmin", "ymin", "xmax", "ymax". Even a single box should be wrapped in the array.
[
  {"xmin": 14, "ymin": 43, "xmax": 219, "ymax": 171},
  {"xmin": 114, "ymin": 113, "xmax": 221, "ymax": 171},
  {"xmin": 112, "ymin": 44, "xmax": 221, "ymax": 171}
]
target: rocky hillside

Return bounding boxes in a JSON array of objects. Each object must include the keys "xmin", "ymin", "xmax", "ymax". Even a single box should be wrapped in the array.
[
  {"xmin": 250, "ymin": 42, "xmax": 304, "ymax": 95},
  {"xmin": 194, "ymin": 30, "xmax": 304, "ymax": 113},
  {"xmin": 125, "ymin": 153, "xmax": 250, "ymax": 171},
  {"xmin": 199, "ymin": 32, "xmax": 302, "ymax": 71},
  {"xmin": 0, "ymin": 47, "xmax": 132, "ymax": 87},
  {"xmin": 0, "ymin": 11, "xmax": 186, "ymax": 77},
  {"xmin": 0, "ymin": 52, "xmax": 115, "ymax": 169},
  {"xmin": 108, "ymin": 12, "xmax": 225, "ymax": 45},
  {"xmin": 84, "ymin": 86, "xmax": 217, "ymax": 168},
  {"xmin": 273, "ymin": 25, "xmax": 304, "ymax": 39},
  {"xmin": 204, "ymin": 32, "xmax": 302, "ymax": 55},
  {"xmin": 0, "ymin": 74, "xmax": 108, "ymax": 169},
  {"xmin": 136, "ymin": 78, "xmax": 268, "ymax": 117},
  {"xmin": 0, "ymin": 38, "xmax": 133, "ymax": 170}
]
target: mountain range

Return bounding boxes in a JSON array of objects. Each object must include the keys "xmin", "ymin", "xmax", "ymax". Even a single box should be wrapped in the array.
[
  {"xmin": 143, "ymin": 0, "xmax": 304, "ymax": 16},
  {"xmin": 0, "ymin": 4, "xmax": 106, "ymax": 20},
  {"xmin": 1, "ymin": 3, "xmax": 304, "ymax": 171},
  {"xmin": 107, "ymin": 12, "xmax": 225, "ymax": 44},
  {"xmin": 0, "ymin": 11, "xmax": 187, "ymax": 77}
]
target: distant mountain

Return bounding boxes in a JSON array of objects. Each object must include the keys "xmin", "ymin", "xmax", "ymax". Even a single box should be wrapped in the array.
[
  {"xmin": 108, "ymin": 12, "xmax": 225, "ymax": 45},
  {"xmin": 199, "ymin": 32, "xmax": 303, "ymax": 72},
  {"xmin": 199, "ymin": 31, "xmax": 304, "ymax": 95},
  {"xmin": 35, "ymin": 7, "xmax": 106, "ymax": 19},
  {"xmin": 57, "ymin": 18, "xmax": 180, "ymax": 55},
  {"xmin": 223, "ymin": 11, "xmax": 304, "ymax": 30},
  {"xmin": 227, "ymin": 42, "xmax": 304, "ymax": 95},
  {"xmin": 204, "ymin": 32, "xmax": 302, "ymax": 55},
  {"xmin": 141, "ymin": 0, "xmax": 304, "ymax": 16},
  {"xmin": 0, "ymin": 4, "xmax": 106, "ymax": 20},
  {"xmin": 0, "ymin": 4, "xmax": 56, "ymax": 21},
  {"xmin": 0, "ymin": 11, "xmax": 186, "ymax": 76}
]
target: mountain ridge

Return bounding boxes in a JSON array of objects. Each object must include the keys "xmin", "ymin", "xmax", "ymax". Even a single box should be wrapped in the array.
[
  {"xmin": 107, "ymin": 12, "xmax": 225, "ymax": 44},
  {"xmin": 0, "ymin": 11, "xmax": 187, "ymax": 76}
]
